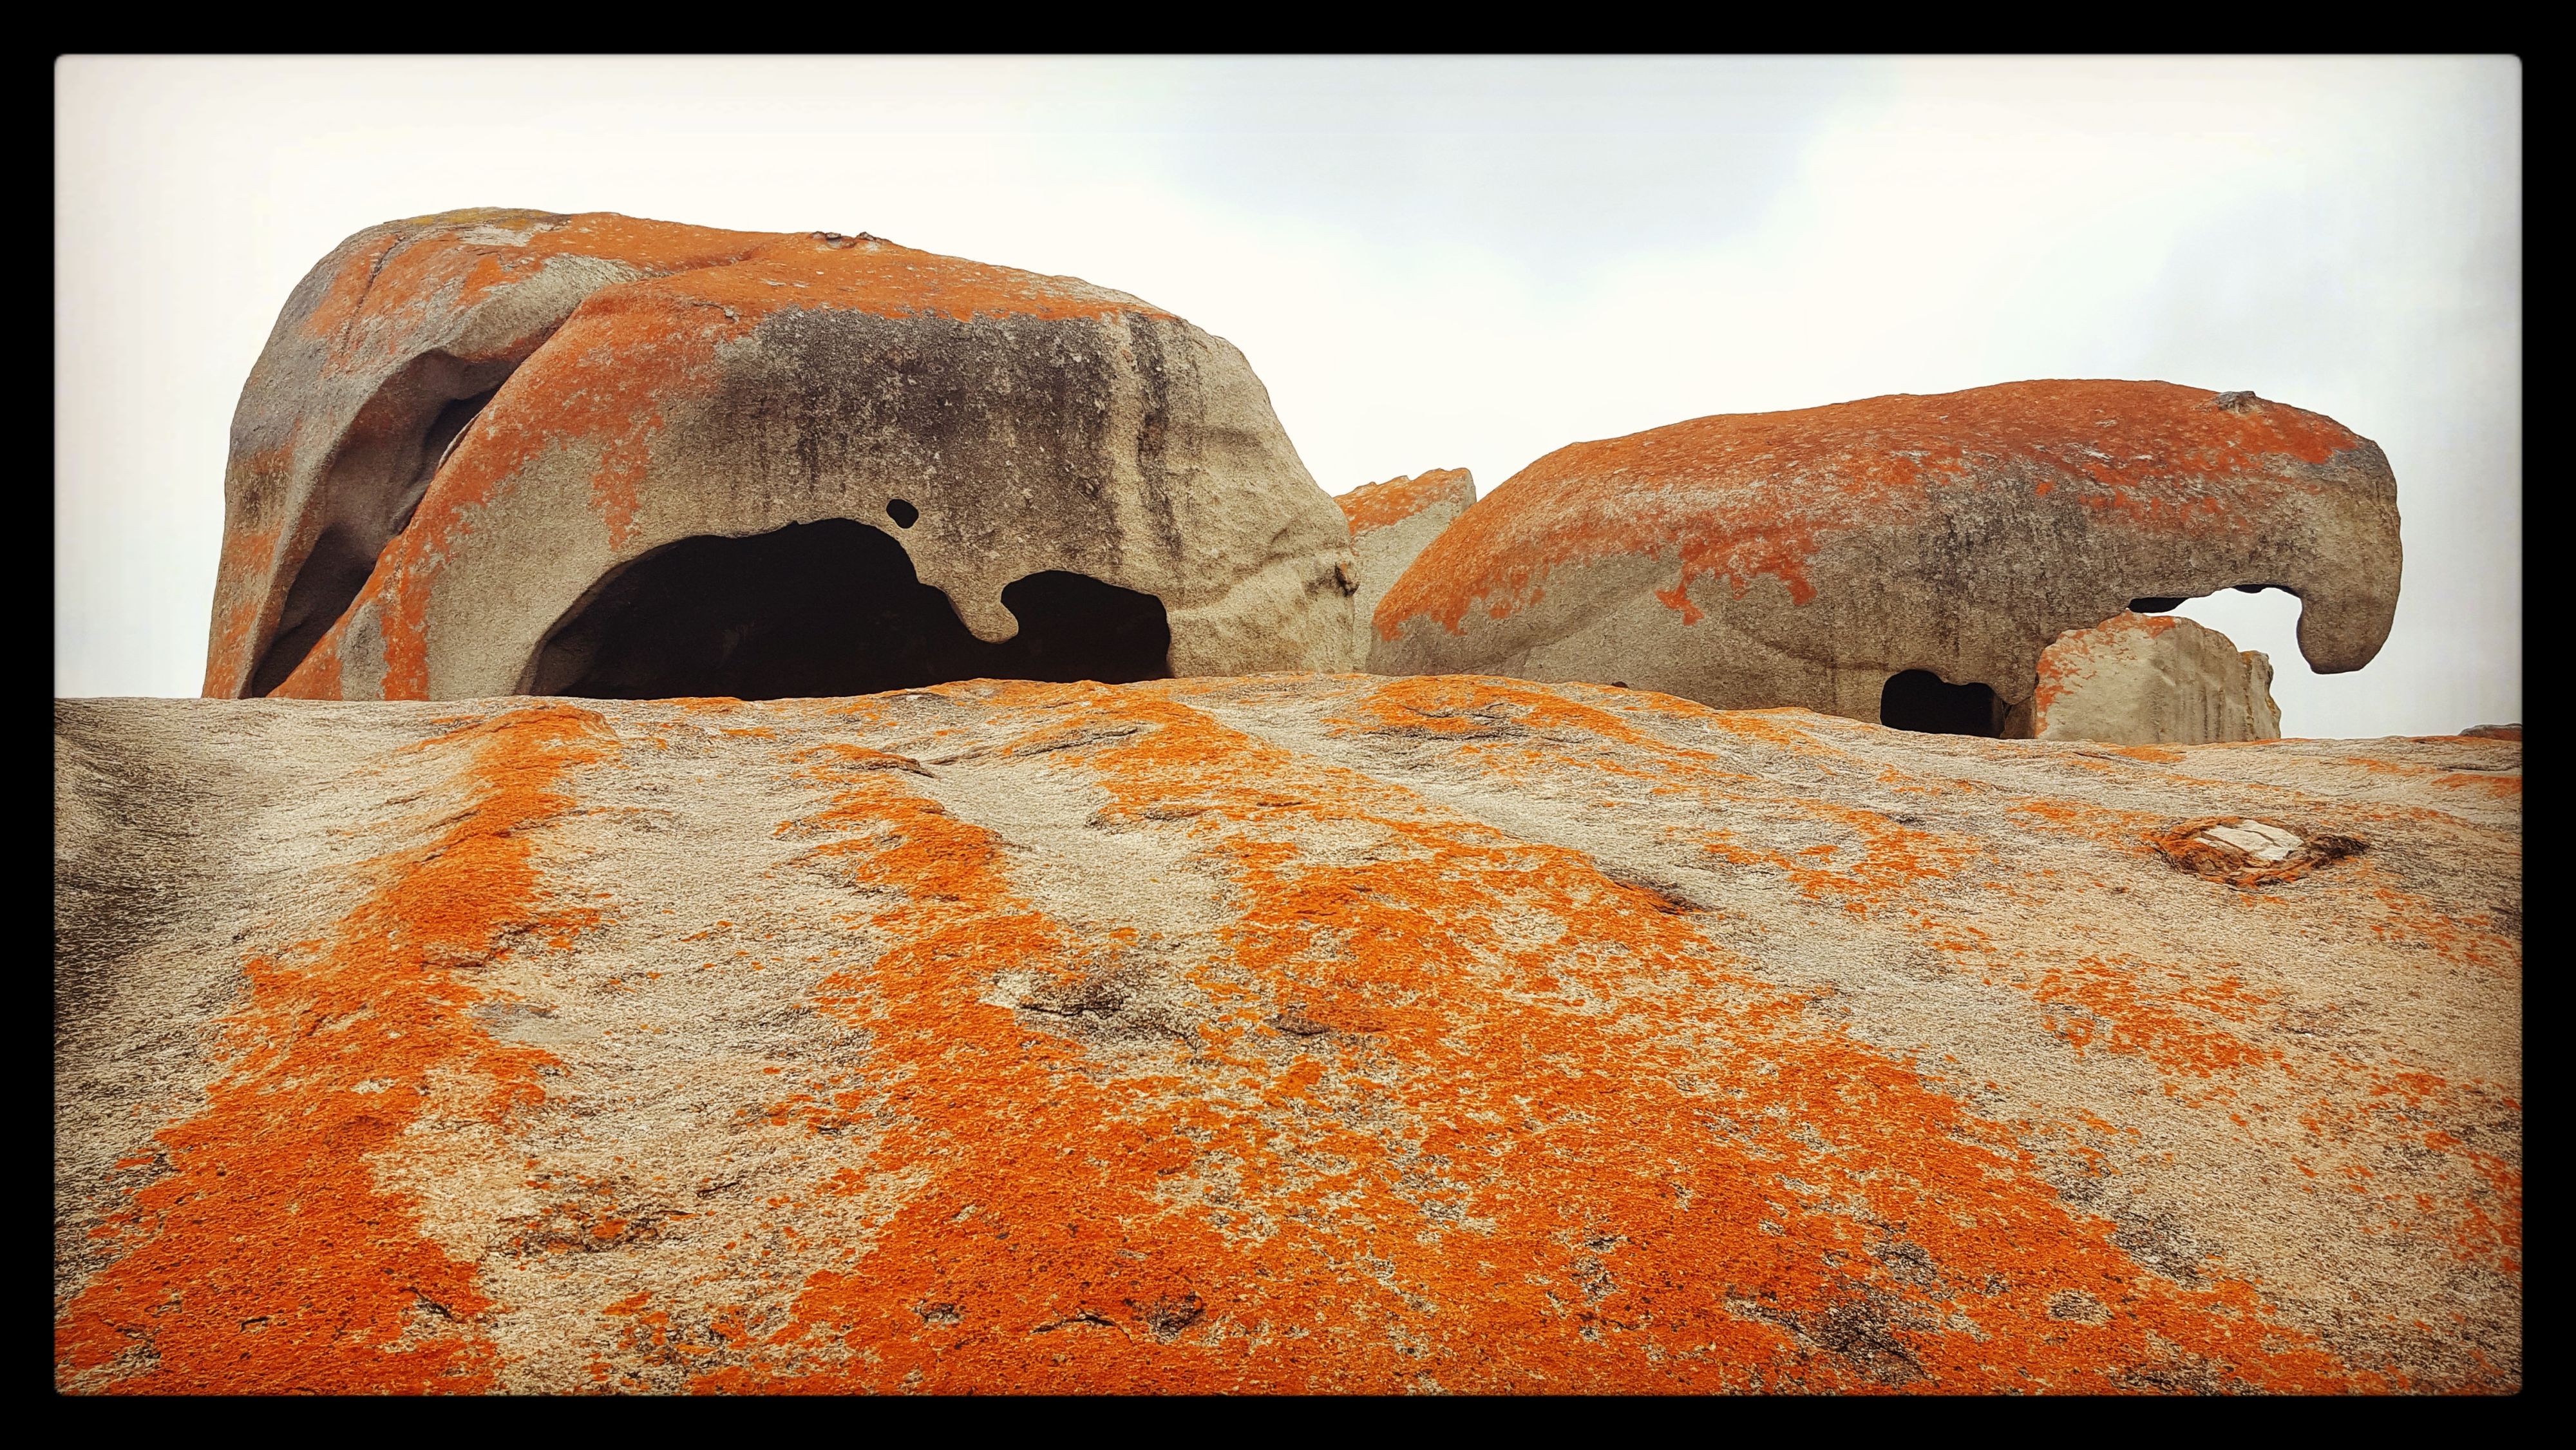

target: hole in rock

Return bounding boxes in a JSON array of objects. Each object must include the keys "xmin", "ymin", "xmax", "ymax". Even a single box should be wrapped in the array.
[
  {"xmin": 395, "ymin": 386, "xmax": 503, "ymax": 535},
  {"xmin": 248, "ymin": 526, "xmax": 379, "ymax": 698},
  {"xmin": 1880, "ymin": 669, "xmax": 2003, "ymax": 738},
  {"xmin": 247, "ymin": 360, "xmax": 509, "ymax": 696},
  {"xmin": 524, "ymin": 517, "xmax": 1171, "ymax": 700},
  {"xmin": 887, "ymin": 499, "xmax": 919, "ymax": 528},
  {"xmin": 2132, "ymin": 584, "xmax": 2278, "ymax": 615}
]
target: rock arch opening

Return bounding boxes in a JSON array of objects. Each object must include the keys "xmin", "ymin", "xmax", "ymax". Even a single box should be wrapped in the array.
[
  {"xmin": 246, "ymin": 356, "xmax": 511, "ymax": 697},
  {"xmin": 522, "ymin": 518, "xmax": 1173, "ymax": 700},
  {"xmin": 2129, "ymin": 584, "xmax": 2281, "ymax": 616},
  {"xmin": 1880, "ymin": 669, "xmax": 2003, "ymax": 737},
  {"xmin": 247, "ymin": 526, "xmax": 381, "ymax": 699}
]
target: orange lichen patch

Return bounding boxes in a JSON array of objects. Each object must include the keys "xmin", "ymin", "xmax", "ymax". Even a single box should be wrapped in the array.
[
  {"xmin": 201, "ymin": 523, "xmax": 281, "ymax": 695},
  {"xmin": 1329, "ymin": 679, "xmax": 1979, "ymax": 913},
  {"xmin": 1930, "ymin": 897, "xmax": 2517, "ymax": 1290},
  {"xmin": 2358, "ymin": 882, "xmax": 2522, "ymax": 977},
  {"xmin": 2111, "ymin": 746, "xmax": 2187, "ymax": 764},
  {"xmin": 2019, "ymin": 957, "xmax": 2280, "ymax": 1082},
  {"xmin": 1337, "ymin": 468, "xmax": 1475, "ymax": 535},
  {"xmin": 688, "ymin": 682, "xmax": 2357, "ymax": 1392},
  {"xmin": 54, "ymin": 705, "xmax": 612, "ymax": 1393},
  {"xmin": 298, "ymin": 229, "xmax": 410, "ymax": 354},
  {"xmin": 1328, "ymin": 673, "xmax": 1688, "ymax": 756},
  {"xmin": 1377, "ymin": 380, "xmax": 2367, "ymax": 638},
  {"xmin": 679, "ymin": 233, "xmax": 1176, "ymax": 327},
  {"xmin": 2403, "ymin": 1121, "xmax": 2523, "ymax": 1276},
  {"xmin": 298, "ymin": 211, "xmax": 780, "ymax": 372},
  {"xmin": 2281, "ymin": 1064, "xmax": 2522, "ymax": 1279}
]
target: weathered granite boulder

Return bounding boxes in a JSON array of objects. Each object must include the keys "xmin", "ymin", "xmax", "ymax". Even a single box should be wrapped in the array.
[
  {"xmin": 2033, "ymin": 612, "xmax": 2282, "ymax": 745},
  {"xmin": 57, "ymin": 678, "xmax": 2519, "ymax": 1393},
  {"xmin": 1335, "ymin": 468, "xmax": 1475, "ymax": 661},
  {"xmin": 1370, "ymin": 382, "xmax": 2401, "ymax": 736},
  {"xmin": 206, "ymin": 209, "xmax": 1358, "ymax": 703}
]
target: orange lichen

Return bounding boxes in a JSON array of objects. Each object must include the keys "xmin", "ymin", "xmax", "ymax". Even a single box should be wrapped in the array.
[
  {"xmin": 1338, "ymin": 468, "xmax": 1475, "ymax": 536},
  {"xmin": 672, "ymin": 681, "xmax": 2358, "ymax": 1393},
  {"xmin": 296, "ymin": 211, "xmax": 779, "ymax": 372},
  {"xmin": 2023, "ymin": 957, "xmax": 2280, "ymax": 1081},
  {"xmin": 201, "ymin": 522, "xmax": 281, "ymax": 695},
  {"xmin": 67, "ymin": 681, "xmax": 2512, "ymax": 1392},
  {"xmin": 1329, "ymin": 678, "xmax": 1982, "ymax": 913},
  {"xmin": 54, "ymin": 706, "xmax": 611, "ymax": 1393},
  {"xmin": 1376, "ymin": 381, "xmax": 2368, "ymax": 640}
]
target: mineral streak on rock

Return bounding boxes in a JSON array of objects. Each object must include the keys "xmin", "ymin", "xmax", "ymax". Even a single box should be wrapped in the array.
[
  {"xmin": 56, "ymin": 677, "xmax": 2518, "ymax": 1393},
  {"xmin": 2034, "ymin": 612, "xmax": 2283, "ymax": 746},
  {"xmin": 1370, "ymin": 382, "xmax": 2402, "ymax": 732},
  {"xmin": 207, "ymin": 209, "xmax": 1357, "ymax": 704},
  {"xmin": 1336, "ymin": 468, "xmax": 1476, "ymax": 664}
]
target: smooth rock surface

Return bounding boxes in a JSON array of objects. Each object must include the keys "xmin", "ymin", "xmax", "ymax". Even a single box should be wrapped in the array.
[
  {"xmin": 1335, "ymin": 468, "xmax": 1475, "ymax": 662},
  {"xmin": 207, "ymin": 209, "xmax": 1357, "ymax": 703},
  {"xmin": 2033, "ymin": 612, "xmax": 2283, "ymax": 745},
  {"xmin": 1370, "ymin": 381, "xmax": 2403, "ymax": 731},
  {"xmin": 55, "ymin": 678, "xmax": 2519, "ymax": 1393}
]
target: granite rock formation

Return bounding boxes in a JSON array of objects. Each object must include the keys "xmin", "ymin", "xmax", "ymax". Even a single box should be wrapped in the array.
[
  {"xmin": 1335, "ymin": 468, "xmax": 1475, "ymax": 662},
  {"xmin": 2032, "ymin": 612, "xmax": 2282, "ymax": 745},
  {"xmin": 205, "ymin": 209, "xmax": 1358, "ymax": 703},
  {"xmin": 1370, "ymin": 382, "xmax": 2401, "ymax": 736},
  {"xmin": 56, "ymin": 677, "xmax": 2519, "ymax": 1393}
]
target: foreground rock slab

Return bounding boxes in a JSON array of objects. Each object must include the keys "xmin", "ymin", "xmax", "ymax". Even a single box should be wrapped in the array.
[{"xmin": 55, "ymin": 678, "xmax": 2519, "ymax": 1393}]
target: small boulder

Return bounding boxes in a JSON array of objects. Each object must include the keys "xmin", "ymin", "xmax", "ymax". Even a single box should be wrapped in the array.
[
  {"xmin": 2034, "ymin": 612, "xmax": 2282, "ymax": 745},
  {"xmin": 1336, "ymin": 469, "xmax": 1475, "ymax": 665}
]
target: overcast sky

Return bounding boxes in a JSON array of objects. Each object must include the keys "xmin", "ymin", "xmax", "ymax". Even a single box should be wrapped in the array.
[{"xmin": 54, "ymin": 56, "xmax": 2519, "ymax": 735}]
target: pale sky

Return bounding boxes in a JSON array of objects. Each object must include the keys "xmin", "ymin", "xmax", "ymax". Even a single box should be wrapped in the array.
[{"xmin": 53, "ymin": 56, "xmax": 2521, "ymax": 735}]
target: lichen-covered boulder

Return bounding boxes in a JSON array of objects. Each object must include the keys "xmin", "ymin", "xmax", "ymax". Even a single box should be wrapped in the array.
[
  {"xmin": 57, "ymin": 678, "xmax": 2518, "ymax": 1393},
  {"xmin": 1370, "ymin": 382, "xmax": 2401, "ymax": 734},
  {"xmin": 2033, "ymin": 612, "xmax": 2282, "ymax": 745},
  {"xmin": 206, "ymin": 209, "xmax": 1357, "ymax": 703},
  {"xmin": 1336, "ymin": 468, "xmax": 1475, "ymax": 665}
]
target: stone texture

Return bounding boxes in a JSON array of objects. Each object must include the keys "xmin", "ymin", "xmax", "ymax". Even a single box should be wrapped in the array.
[
  {"xmin": 1334, "ymin": 468, "xmax": 1475, "ymax": 661},
  {"xmin": 206, "ymin": 209, "xmax": 1357, "ymax": 703},
  {"xmin": 1370, "ymin": 381, "xmax": 2402, "ymax": 732},
  {"xmin": 2032, "ymin": 612, "xmax": 2282, "ymax": 745},
  {"xmin": 57, "ymin": 677, "xmax": 2519, "ymax": 1393}
]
